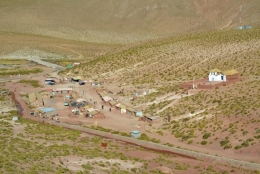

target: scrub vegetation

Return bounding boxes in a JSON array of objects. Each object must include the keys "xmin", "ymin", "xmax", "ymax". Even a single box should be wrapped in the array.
[{"xmin": 1, "ymin": 111, "xmax": 255, "ymax": 174}]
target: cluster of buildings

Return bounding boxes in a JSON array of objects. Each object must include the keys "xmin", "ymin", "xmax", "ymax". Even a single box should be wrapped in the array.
[{"xmin": 97, "ymin": 90, "xmax": 162, "ymax": 124}]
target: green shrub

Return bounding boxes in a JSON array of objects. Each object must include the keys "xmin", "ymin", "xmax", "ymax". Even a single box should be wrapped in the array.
[
  {"xmin": 241, "ymin": 141, "xmax": 249, "ymax": 147},
  {"xmin": 139, "ymin": 133, "xmax": 150, "ymax": 141},
  {"xmin": 234, "ymin": 145, "xmax": 242, "ymax": 150},
  {"xmin": 82, "ymin": 163, "xmax": 93, "ymax": 170},
  {"xmin": 201, "ymin": 141, "xmax": 207, "ymax": 145},
  {"xmin": 220, "ymin": 139, "xmax": 230, "ymax": 146},
  {"xmin": 224, "ymin": 144, "xmax": 232, "ymax": 149},
  {"xmin": 202, "ymin": 132, "xmax": 211, "ymax": 139},
  {"xmin": 188, "ymin": 140, "xmax": 193, "ymax": 144},
  {"xmin": 18, "ymin": 80, "xmax": 42, "ymax": 88}
]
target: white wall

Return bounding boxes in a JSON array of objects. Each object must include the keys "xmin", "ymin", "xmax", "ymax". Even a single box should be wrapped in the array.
[
  {"xmin": 121, "ymin": 108, "xmax": 126, "ymax": 114},
  {"xmin": 208, "ymin": 72, "xmax": 226, "ymax": 82}
]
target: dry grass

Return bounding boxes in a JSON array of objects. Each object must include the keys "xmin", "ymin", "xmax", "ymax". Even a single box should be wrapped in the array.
[
  {"xmin": 1, "ymin": 0, "xmax": 260, "ymax": 44},
  {"xmin": 0, "ymin": 31, "xmax": 117, "ymax": 59},
  {"xmin": 70, "ymin": 29, "xmax": 260, "ymax": 87},
  {"xmin": 68, "ymin": 29, "xmax": 260, "ymax": 150},
  {"xmin": 1, "ymin": 111, "xmax": 255, "ymax": 173}
]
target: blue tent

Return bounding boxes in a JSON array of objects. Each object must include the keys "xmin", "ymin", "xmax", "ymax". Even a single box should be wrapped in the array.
[
  {"xmin": 67, "ymin": 64, "xmax": 73, "ymax": 69},
  {"xmin": 39, "ymin": 108, "xmax": 56, "ymax": 113}
]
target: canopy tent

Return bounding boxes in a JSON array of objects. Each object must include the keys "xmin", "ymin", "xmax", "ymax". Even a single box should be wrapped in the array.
[
  {"xmin": 54, "ymin": 88, "xmax": 73, "ymax": 91},
  {"xmin": 103, "ymin": 96, "xmax": 112, "ymax": 102},
  {"xmin": 109, "ymin": 100, "xmax": 117, "ymax": 106},
  {"xmin": 38, "ymin": 107, "xmax": 57, "ymax": 118},
  {"xmin": 39, "ymin": 107, "xmax": 56, "ymax": 113},
  {"xmin": 76, "ymin": 98, "xmax": 87, "ymax": 103},
  {"xmin": 67, "ymin": 64, "xmax": 73, "ymax": 69},
  {"xmin": 72, "ymin": 76, "xmax": 82, "ymax": 81},
  {"xmin": 87, "ymin": 108, "xmax": 97, "ymax": 112}
]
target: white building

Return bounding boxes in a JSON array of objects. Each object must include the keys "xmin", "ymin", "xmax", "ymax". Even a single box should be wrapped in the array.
[{"xmin": 208, "ymin": 69, "xmax": 226, "ymax": 82}]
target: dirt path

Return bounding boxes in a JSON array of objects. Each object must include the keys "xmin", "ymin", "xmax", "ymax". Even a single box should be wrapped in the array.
[
  {"xmin": 136, "ymin": 93, "xmax": 195, "ymax": 108},
  {"xmin": 50, "ymin": 45, "xmax": 84, "ymax": 58},
  {"xmin": 156, "ymin": 99, "xmax": 179, "ymax": 114},
  {"xmin": 28, "ymin": 58, "xmax": 64, "ymax": 69},
  {"xmin": 10, "ymin": 84, "xmax": 260, "ymax": 170}
]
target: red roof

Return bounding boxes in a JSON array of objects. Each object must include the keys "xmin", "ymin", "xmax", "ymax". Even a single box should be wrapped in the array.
[{"xmin": 46, "ymin": 89, "xmax": 53, "ymax": 92}]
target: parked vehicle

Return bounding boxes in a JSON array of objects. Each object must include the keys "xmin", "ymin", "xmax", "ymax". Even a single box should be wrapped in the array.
[
  {"xmin": 45, "ymin": 78, "xmax": 56, "ymax": 85},
  {"xmin": 79, "ymin": 81, "xmax": 85, "ymax": 85},
  {"xmin": 47, "ymin": 82, "xmax": 55, "ymax": 85}
]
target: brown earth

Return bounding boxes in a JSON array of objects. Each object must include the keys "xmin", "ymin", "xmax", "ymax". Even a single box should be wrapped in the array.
[{"xmin": 0, "ymin": 0, "xmax": 259, "ymax": 44}]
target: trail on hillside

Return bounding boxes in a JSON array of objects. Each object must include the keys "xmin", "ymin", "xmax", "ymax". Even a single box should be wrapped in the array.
[{"xmin": 50, "ymin": 45, "xmax": 84, "ymax": 58}]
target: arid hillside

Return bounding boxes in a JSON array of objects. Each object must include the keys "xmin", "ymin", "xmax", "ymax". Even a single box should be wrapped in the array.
[
  {"xmin": 70, "ymin": 29, "xmax": 260, "ymax": 86},
  {"xmin": 64, "ymin": 29, "xmax": 260, "ymax": 154},
  {"xmin": 0, "ymin": 0, "xmax": 259, "ymax": 44}
]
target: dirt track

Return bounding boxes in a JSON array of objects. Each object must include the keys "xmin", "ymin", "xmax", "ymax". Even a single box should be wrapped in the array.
[{"xmin": 11, "ymin": 88, "xmax": 260, "ymax": 171}]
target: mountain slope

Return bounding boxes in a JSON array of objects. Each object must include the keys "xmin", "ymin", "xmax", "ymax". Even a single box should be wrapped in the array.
[{"xmin": 0, "ymin": 0, "xmax": 259, "ymax": 44}]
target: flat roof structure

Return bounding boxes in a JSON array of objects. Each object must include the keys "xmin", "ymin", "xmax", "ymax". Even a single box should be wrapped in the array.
[
  {"xmin": 87, "ymin": 108, "xmax": 97, "ymax": 112},
  {"xmin": 109, "ymin": 100, "xmax": 117, "ymax": 106},
  {"xmin": 54, "ymin": 88, "xmax": 73, "ymax": 91},
  {"xmin": 131, "ymin": 130, "xmax": 140, "ymax": 134},
  {"xmin": 147, "ymin": 116, "xmax": 161, "ymax": 120},
  {"xmin": 126, "ymin": 107, "xmax": 135, "ymax": 112},
  {"xmin": 76, "ymin": 98, "xmax": 87, "ymax": 103},
  {"xmin": 39, "ymin": 108, "xmax": 56, "ymax": 113},
  {"xmin": 103, "ymin": 96, "xmax": 112, "ymax": 102}
]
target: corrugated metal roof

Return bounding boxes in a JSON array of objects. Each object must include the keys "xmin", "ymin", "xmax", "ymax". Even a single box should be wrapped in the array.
[
  {"xmin": 45, "ymin": 89, "xmax": 53, "ymax": 92},
  {"xmin": 99, "ymin": 92, "xmax": 107, "ymax": 97},
  {"xmin": 148, "ymin": 116, "xmax": 161, "ymax": 120},
  {"xmin": 39, "ymin": 108, "xmax": 56, "ymax": 113},
  {"xmin": 210, "ymin": 69, "xmax": 222, "ymax": 73},
  {"xmin": 131, "ymin": 130, "xmax": 140, "ymax": 134},
  {"xmin": 126, "ymin": 107, "xmax": 135, "ymax": 112},
  {"xmin": 87, "ymin": 108, "xmax": 96, "ymax": 112},
  {"xmin": 115, "ymin": 103, "xmax": 121, "ymax": 107},
  {"xmin": 118, "ymin": 105, "xmax": 126, "ymax": 109},
  {"xmin": 109, "ymin": 100, "xmax": 117, "ymax": 105},
  {"xmin": 90, "ymin": 110, "xmax": 100, "ymax": 115},
  {"xmin": 54, "ymin": 88, "xmax": 73, "ymax": 91},
  {"xmin": 103, "ymin": 96, "xmax": 112, "ymax": 102},
  {"xmin": 76, "ymin": 98, "xmax": 86, "ymax": 102},
  {"xmin": 72, "ymin": 76, "xmax": 82, "ymax": 80},
  {"xmin": 84, "ymin": 105, "xmax": 91, "ymax": 110},
  {"xmin": 223, "ymin": 69, "xmax": 238, "ymax": 75}
]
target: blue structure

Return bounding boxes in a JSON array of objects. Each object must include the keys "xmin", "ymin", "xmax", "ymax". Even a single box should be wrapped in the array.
[
  {"xmin": 236, "ymin": 25, "xmax": 252, "ymax": 30},
  {"xmin": 38, "ymin": 108, "xmax": 56, "ymax": 118},
  {"xmin": 12, "ymin": 116, "xmax": 19, "ymax": 121},
  {"xmin": 135, "ymin": 111, "xmax": 143, "ymax": 117},
  {"xmin": 131, "ymin": 130, "xmax": 141, "ymax": 138},
  {"xmin": 39, "ymin": 108, "xmax": 56, "ymax": 113},
  {"xmin": 135, "ymin": 92, "xmax": 139, "ymax": 97},
  {"xmin": 67, "ymin": 64, "xmax": 73, "ymax": 69}
]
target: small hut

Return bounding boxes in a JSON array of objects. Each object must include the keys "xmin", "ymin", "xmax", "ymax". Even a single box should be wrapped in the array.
[
  {"xmin": 131, "ymin": 130, "xmax": 141, "ymax": 138},
  {"xmin": 144, "ymin": 116, "xmax": 162, "ymax": 124}
]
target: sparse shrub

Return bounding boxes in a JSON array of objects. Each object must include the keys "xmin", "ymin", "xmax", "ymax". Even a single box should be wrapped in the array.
[
  {"xmin": 220, "ymin": 139, "xmax": 230, "ymax": 146},
  {"xmin": 188, "ymin": 140, "xmax": 193, "ymax": 144},
  {"xmin": 201, "ymin": 140, "xmax": 207, "ymax": 145},
  {"xmin": 234, "ymin": 145, "xmax": 242, "ymax": 150},
  {"xmin": 203, "ymin": 132, "xmax": 211, "ymax": 139}
]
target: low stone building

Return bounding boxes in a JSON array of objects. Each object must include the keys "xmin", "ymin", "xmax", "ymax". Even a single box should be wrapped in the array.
[{"xmin": 143, "ymin": 116, "xmax": 162, "ymax": 124}]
